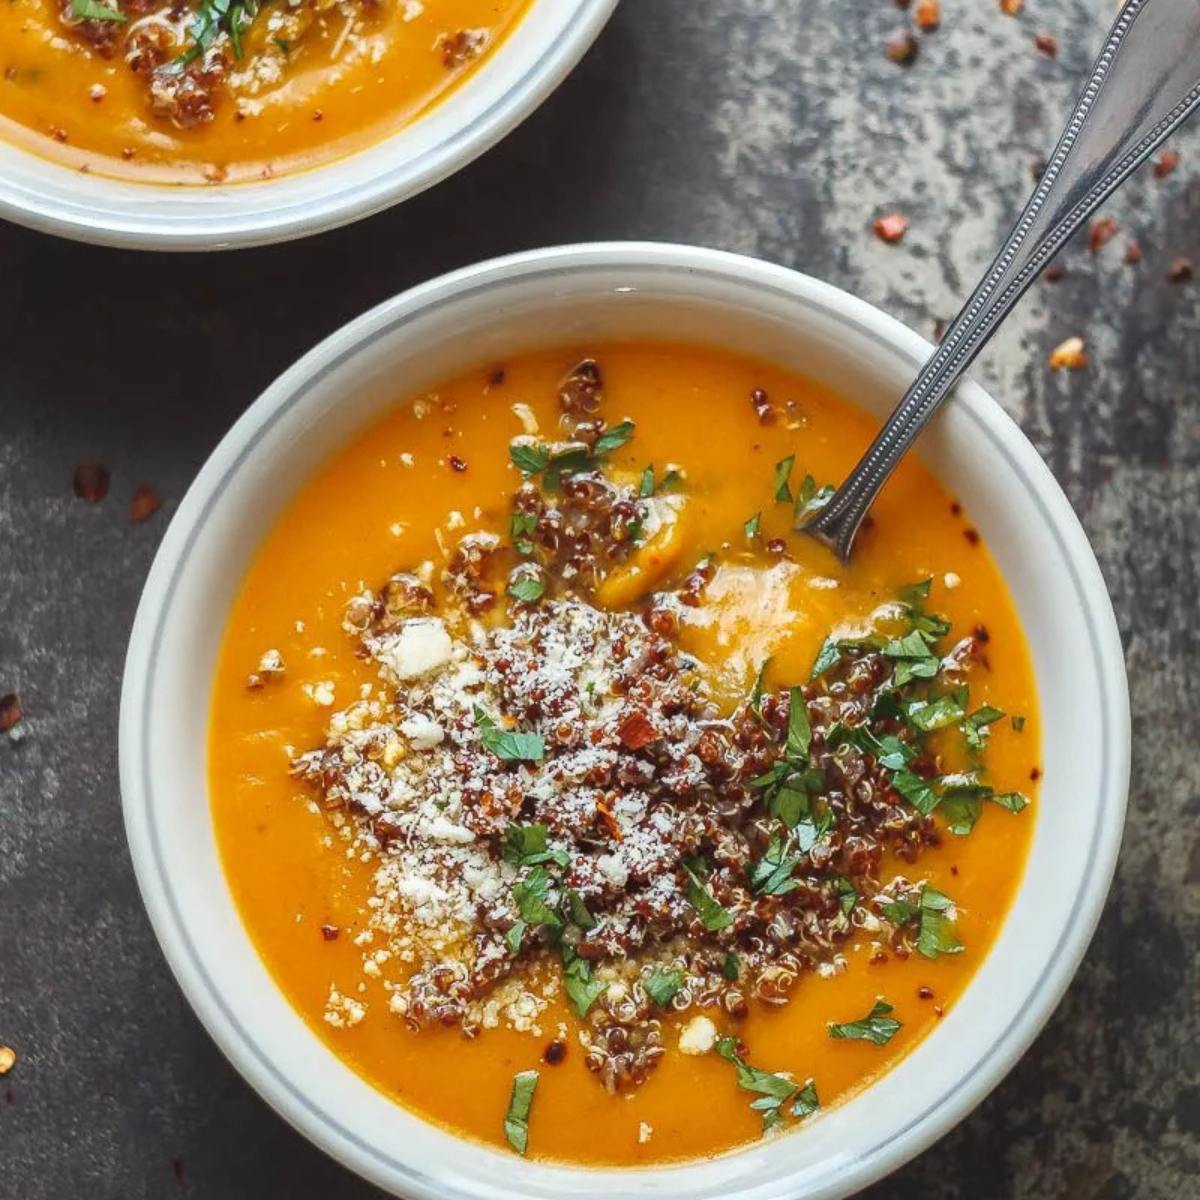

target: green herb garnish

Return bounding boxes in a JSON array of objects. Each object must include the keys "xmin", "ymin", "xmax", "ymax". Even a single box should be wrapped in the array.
[
  {"xmin": 503, "ymin": 1069, "xmax": 538, "ymax": 1154},
  {"xmin": 828, "ymin": 998, "xmax": 901, "ymax": 1045},
  {"xmin": 748, "ymin": 834, "xmax": 803, "ymax": 896},
  {"xmin": 71, "ymin": 0, "xmax": 126, "ymax": 20},
  {"xmin": 715, "ymin": 1037, "xmax": 820, "ymax": 1131},
  {"xmin": 883, "ymin": 885, "xmax": 964, "ymax": 959},
  {"xmin": 510, "ymin": 442, "xmax": 550, "ymax": 474},
  {"xmin": 561, "ymin": 944, "xmax": 607, "ymax": 1017},
  {"xmin": 509, "ymin": 511, "xmax": 538, "ymax": 554},
  {"xmin": 772, "ymin": 455, "xmax": 795, "ymax": 503},
  {"xmin": 508, "ymin": 573, "xmax": 545, "ymax": 604},
  {"xmin": 643, "ymin": 965, "xmax": 685, "ymax": 1007},
  {"xmin": 683, "ymin": 860, "xmax": 733, "ymax": 931},
  {"xmin": 793, "ymin": 473, "xmax": 834, "ymax": 523},
  {"xmin": 744, "ymin": 511, "xmax": 762, "ymax": 539},
  {"xmin": 475, "ymin": 706, "xmax": 545, "ymax": 762},
  {"xmin": 511, "ymin": 866, "xmax": 562, "ymax": 929},
  {"xmin": 594, "ymin": 420, "xmax": 635, "ymax": 456},
  {"xmin": 962, "ymin": 705, "xmax": 1005, "ymax": 754},
  {"xmin": 501, "ymin": 823, "xmax": 569, "ymax": 868},
  {"xmin": 638, "ymin": 465, "xmax": 656, "ymax": 498}
]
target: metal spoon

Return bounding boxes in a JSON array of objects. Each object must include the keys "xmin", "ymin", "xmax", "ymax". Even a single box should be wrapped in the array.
[{"xmin": 804, "ymin": 0, "xmax": 1200, "ymax": 562}]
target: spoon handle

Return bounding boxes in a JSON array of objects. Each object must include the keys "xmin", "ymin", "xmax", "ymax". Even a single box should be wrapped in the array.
[{"xmin": 804, "ymin": 0, "xmax": 1200, "ymax": 562}]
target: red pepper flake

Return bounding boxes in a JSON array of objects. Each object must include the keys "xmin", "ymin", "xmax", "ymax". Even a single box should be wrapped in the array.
[
  {"xmin": 448, "ymin": 455, "xmax": 468, "ymax": 472},
  {"xmin": 1042, "ymin": 264, "xmax": 1066, "ymax": 283},
  {"xmin": 1153, "ymin": 149, "xmax": 1180, "ymax": 180},
  {"xmin": 949, "ymin": 500, "xmax": 962, "ymax": 516},
  {"xmin": 884, "ymin": 28, "xmax": 919, "ymax": 64},
  {"xmin": 1034, "ymin": 33, "xmax": 1058, "ymax": 57},
  {"xmin": 1030, "ymin": 765, "xmax": 1042, "ymax": 781},
  {"xmin": 486, "ymin": 365, "xmax": 506, "ymax": 387},
  {"xmin": 1123, "ymin": 239, "xmax": 1143, "ymax": 266},
  {"xmin": 917, "ymin": 986, "xmax": 935, "ymax": 1000},
  {"xmin": 50, "ymin": 126, "xmax": 68, "ymax": 143},
  {"xmin": 0, "ymin": 694, "xmax": 22, "ymax": 733},
  {"xmin": 1168, "ymin": 257, "xmax": 1194, "ymax": 283},
  {"xmin": 595, "ymin": 796, "xmax": 623, "ymax": 842},
  {"xmin": 963, "ymin": 528, "xmax": 981, "ymax": 546},
  {"xmin": 319, "ymin": 924, "xmax": 340, "ymax": 941},
  {"xmin": 617, "ymin": 710, "xmax": 659, "ymax": 750},
  {"xmin": 914, "ymin": 0, "xmax": 939, "ymax": 30},
  {"xmin": 933, "ymin": 1004, "xmax": 945, "ymax": 1017},
  {"xmin": 765, "ymin": 537, "xmax": 788, "ymax": 555},
  {"xmin": 543, "ymin": 1039, "xmax": 567, "ymax": 1065},
  {"xmin": 873, "ymin": 213, "xmax": 909, "ymax": 243},
  {"xmin": 1088, "ymin": 216, "xmax": 1119, "ymax": 253},
  {"xmin": 73, "ymin": 461, "xmax": 110, "ymax": 503},
  {"xmin": 973, "ymin": 623, "xmax": 991, "ymax": 644},
  {"xmin": 130, "ymin": 484, "xmax": 161, "ymax": 523}
]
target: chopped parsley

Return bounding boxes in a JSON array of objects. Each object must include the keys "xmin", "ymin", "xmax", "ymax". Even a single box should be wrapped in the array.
[
  {"xmin": 564, "ymin": 888, "xmax": 597, "ymax": 930},
  {"xmin": 503, "ymin": 1069, "xmax": 538, "ymax": 1155},
  {"xmin": 561, "ymin": 944, "xmax": 607, "ymax": 1017},
  {"xmin": 787, "ymin": 687, "xmax": 812, "ymax": 758},
  {"xmin": 962, "ymin": 705, "xmax": 1005, "ymax": 754},
  {"xmin": 744, "ymin": 511, "xmax": 762, "ymax": 539},
  {"xmin": 511, "ymin": 866, "xmax": 562, "ymax": 930},
  {"xmin": 772, "ymin": 455, "xmax": 796, "ymax": 503},
  {"xmin": 643, "ymin": 965, "xmax": 685, "ymax": 1007},
  {"xmin": 793, "ymin": 473, "xmax": 835, "ymax": 523},
  {"xmin": 501, "ymin": 823, "xmax": 569, "ymax": 869},
  {"xmin": 715, "ymin": 1037, "xmax": 821, "ymax": 1131},
  {"xmin": 508, "ymin": 573, "xmax": 545, "ymax": 604},
  {"xmin": 510, "ymin": 442, "xmax": 550, "ymax": 474},
  {"xmin": 1011, "ymin": 714, "xmax": 1027, "ymax": 732},
  {"xmin": 71, "ymin": 0, "xmax": 126, "ymax": 19},
  {"xmin": 883, "ymin": 884, "xmax": 964, "ymax": 959},
  {"xmin": 683, "ymin": 860, "xmax": 734, "ymax": 931},
  {"xmin": 509, "ymin": 511, "xmax": 538, "ymax": 554},
  {"xmin": 828, "ymin": 998, "xmax": 901, "ymax": 1045},
  {"xmin": 174, "ymin": 0, "xmax": 261, "ymax": 64},
  {"xmin": 722, "ymin": 952, "xmax": 740, "ymax": 981},
  {"xmin": 594, "ymin": 419, "xmax": 636, "ymax": 456},
  {"xmin": 638, "ymin": 465, "xmax": 656, "ymax": 498},
  {"xmin": 475, "ymin": 706, "xmax": 545, "ymax": 762},
  {"xmin": 748, "ymin": 834, "xmax": 803, "ymax": 896}
]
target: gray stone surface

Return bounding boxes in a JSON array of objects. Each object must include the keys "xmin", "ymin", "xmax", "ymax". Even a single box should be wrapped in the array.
[{"xmin": 1, "ymin": 0, "xmax": 1197, "ymax": 1196}]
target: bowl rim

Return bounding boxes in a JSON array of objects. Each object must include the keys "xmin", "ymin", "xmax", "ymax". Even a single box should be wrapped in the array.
[
  {"xmin": 0, "ymin": 0, "xmax": 618, "ymax": 251},
  {"xmin": 119, "ymin": 241, "xmax": 1130, "ymax": 1197}
]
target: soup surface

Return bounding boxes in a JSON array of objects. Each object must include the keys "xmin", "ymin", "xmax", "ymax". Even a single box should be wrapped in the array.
[
  {"xmin": 209, "ymin": 343, "xmax": 1039, "ymax": 1165},
  {"xmin": 0, "ymin": 0, "xmax": 527, "ymax": 182}
]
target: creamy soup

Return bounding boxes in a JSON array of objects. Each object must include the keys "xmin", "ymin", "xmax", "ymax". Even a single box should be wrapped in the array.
[
  {"xmin": 0, "ymin": 0, "xmax": 528, "ymax": 182},
  {"xmin": 209, "ymin": 343, "xmax": 1038, "ymax": 1164}
]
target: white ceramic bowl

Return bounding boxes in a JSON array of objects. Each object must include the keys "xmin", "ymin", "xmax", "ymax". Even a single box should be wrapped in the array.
[
  {"xmin": 0, "ymin": 0, "xmax": 616, "ymax": 250},
  {"xmin": 120, "ymin": 243, "xmax": 1130, "ymax": 1199}
]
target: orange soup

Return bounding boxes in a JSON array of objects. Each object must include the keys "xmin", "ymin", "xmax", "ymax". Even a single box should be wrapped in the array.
[
  {"xmin": 0, "ymin": 0, "xmax": 528, "ymax": 182},
  {"xmin": 209, "ymin": 344, "xmax": 1039, "ymax": 1165}
]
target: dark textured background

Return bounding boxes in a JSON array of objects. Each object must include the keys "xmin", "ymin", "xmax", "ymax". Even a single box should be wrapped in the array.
[{"xmin": 2, "ymin": 1, "xmax": 1197, "ymax": 1196}]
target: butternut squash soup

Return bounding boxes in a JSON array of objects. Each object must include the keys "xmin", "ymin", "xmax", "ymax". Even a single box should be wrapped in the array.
[
  {"xmin": 209, "ymin": 344, "xmax": 1039, "ymax": 1165},
  {"xmin": 0, "ymin": 0, "xmax": 527, "ymax": 182}
]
